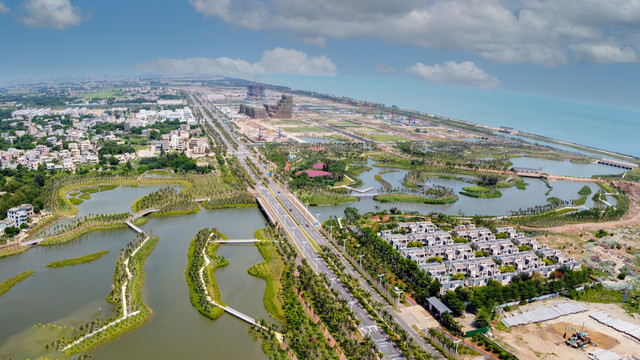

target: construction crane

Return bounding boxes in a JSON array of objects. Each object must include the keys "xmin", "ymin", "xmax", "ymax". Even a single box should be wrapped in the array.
[{"xmin": 563, "ymin": 325, "xmax": 598, "ymax": 350}]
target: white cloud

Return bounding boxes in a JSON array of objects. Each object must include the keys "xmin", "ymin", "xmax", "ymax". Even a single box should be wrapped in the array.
[
  {"xmin": 570, "ymin": 43, "xmax": 638, "ymax": 64},
  {"xmin": 406, "ymin": 61, "xmax": 500, "ymax": 88},
  {"xmin": 189, "ymin": 0, "xmax": 640, "ymax": 66},
  {"xmin": 137, "ymin": 48, "xmax": 338, "ymax": 76},
  {"xmin": 374, "ymin": 63, "xmax": 396, "ymax": 74},
  {"xmin": 0, "ymin": 2, "xmax": 10, "ymax": 14},
  {"xmin": 20, "ymin": 0, "xmax": 88, "ymax": 30}
]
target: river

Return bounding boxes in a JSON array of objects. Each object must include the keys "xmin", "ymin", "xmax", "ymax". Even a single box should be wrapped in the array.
[
  {"xmin": 0, "ymin": 186, "xmax": 269, "ymax": 360},
  {"xmin": 0, "ymin": 156, "xmax": 626, "ymax": 358},
  {"xmin": 307, "ymin": 159, "xmax": 621, "ymax": 220}
]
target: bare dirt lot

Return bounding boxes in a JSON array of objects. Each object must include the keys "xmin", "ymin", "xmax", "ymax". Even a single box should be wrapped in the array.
[
  {"xmin": 541, "ymin": 181, "xmax": 640, "ymax": 234},
  {"xmin": 492, "ymin": 298, "xmax": 640, "ymax": 360}
]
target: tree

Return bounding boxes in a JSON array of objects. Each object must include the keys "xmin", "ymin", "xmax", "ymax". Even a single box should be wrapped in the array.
[
  {"xmin": 344, "ymin": 207, "xmax": 360, "ymax": 225},
  {"xmin": 444, "ymin": 290, "xmax": 465, "ymax": 314},
  {"xmin": 149, "ymin": 130, "xmax": 161, "ymax": 140},
  {"xmin": 4, "ymin": 226, "xmax": 20, "ymax": 237}
]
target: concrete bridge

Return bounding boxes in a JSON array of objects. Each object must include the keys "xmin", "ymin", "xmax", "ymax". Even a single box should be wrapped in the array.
[
  {"xmin": 336, "ymin": 185, "xmax": 374, "ymax": 193},
  {"xmin": 351, "ymin": 192, "xmax": 379, "ymax": 198},
  {"xmin": 129, "ymin": 208, "xmax": 160, "ymax": 221},
  {"xmin": 214, "ymin": 239, "xmax": 264, "ymax": 244}
]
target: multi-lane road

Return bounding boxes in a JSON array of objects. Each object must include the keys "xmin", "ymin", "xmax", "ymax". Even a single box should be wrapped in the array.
[{"xmin": 191, "ymin": 92, "xmax": 441, "ymax": 359}]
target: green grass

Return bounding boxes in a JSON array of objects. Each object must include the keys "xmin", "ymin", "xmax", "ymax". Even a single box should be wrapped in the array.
[
  {"xmin": 0, "ymin": 245, "xmax": 29, "ymax": 258},
  {"xmin": 80, "ymin": 187, "xmax": 100, "ymax": 194},
  {"xmin": 463, "ymin": 186, "xmax": 492, "ymax": 193},
  {"xmin": 460, "ymin": 186, "xmax": 502, "ymax": 198},
  {"xmin": 99, "ymin": 185, "xmax": 119, "ymax": 192},
  {"xmin": 572, "ymin": 196, "xmax": 587, "ymax": 205},
  {"xmin": 597, "ymin": 182, "xmax": 616, "ymax": 193},
  {"xmin": 547, "ymin": 197, "xmax": 563, "ymax": 204},
  {"xmin": 0, "ymin": 270, "xmax": 35, "ymax": 297},
  {"xmin": 185, "ymin": 229, "xmax": 227, "ymax": 320},
  {"xmin": 378, "ymin": 170, "xmax": 398, "ymax": 174},
  {"xmin": 248, "ymin": 243, "xmax": 286, "ymax": 324},
  {"xmin": 298, "ymin": 191, "xmax": 358, "ymax": 205},
  {"xmin": 374, "ymin": 175, "xmax": 392, "ymax": 190},
  {"xmin": 576, "ymin": 287, "xmax": 624, "ymax": 303},
  {"xmin": 374, "ymin": 193, "xmax": 458, "ymax": 204},
  {"xmin": 554, "ymin": 208, "xmax": 576, "ymax": 215},
  {"xmin": 69, "ymin": 198, "xmax": 83, "ymax": 205},
  {"xmin": 578, "ymin": 185, "xmax": 593, "ymax": 196},
  {"xmin": 78, "ymin": 193, "xmax": 91, "ymax": 200},
  {"xmin": 46, "ymin": 250, "xmax": 109, "ymax": 268},
  {"xmin": 79, "ymin": 88, "xmax": 123, "ymax": 99},
  {"xmin": 515, "ymin": 180, "xmax": 528, "ymax": 190}
]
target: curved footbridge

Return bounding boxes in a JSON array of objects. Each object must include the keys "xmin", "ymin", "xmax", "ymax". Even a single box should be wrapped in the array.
[
  {"xmin": 126, "ymin": 208, "xmax": 160, "ymax": 233},
  {"xmin": 202, "ymin": 232, "xmax": 283, "ymax": 341}
]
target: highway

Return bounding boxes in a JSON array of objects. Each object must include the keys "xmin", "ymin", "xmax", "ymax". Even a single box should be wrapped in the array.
[{"xmin": 191, "ymin": 92, "xmax": 441, "ymax": 359}]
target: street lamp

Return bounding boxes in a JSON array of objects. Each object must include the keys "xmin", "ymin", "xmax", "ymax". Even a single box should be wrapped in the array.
[
  {"xmin": 315, "ymin": 213, "xmax": 321, "ymax": 224},
  {"xmin": 395, "ymin": 288, "xmax": 403, "ymax": 311},
  {"xmin": 378, "ymin": 273, "xmax": 385, "ymax": 288},
  {"xmin": 330, "ymin": 278, "xmax": 336, "ymax": 288},
  {"xmin": 358, "ymin": 254, "xmax": 364, "ymax": 268},
  {"xmin": 348, "ymin": 300, "xmax": 356, "ymax": 311},
  {"xmin": 454, "ymin": 339, "xmax": 461, "ymax": 358},
  {"xmin": 342, "ymin": 238, "xmax": 347, "ymax": 250},
  {"xmin": 329, "ymin": 225, "xmax": 334, "ymax": 241}
]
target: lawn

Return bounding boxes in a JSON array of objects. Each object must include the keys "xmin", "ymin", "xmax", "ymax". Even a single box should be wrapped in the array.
[{"xmin": 79, "ymin": 88, "xmax": 123, "ymax": 99}]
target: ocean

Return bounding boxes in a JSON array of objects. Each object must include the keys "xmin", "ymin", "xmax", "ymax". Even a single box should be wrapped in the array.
[{"xmin": 264, "ymin": 75, "xmax": 640, "ymax": 157}]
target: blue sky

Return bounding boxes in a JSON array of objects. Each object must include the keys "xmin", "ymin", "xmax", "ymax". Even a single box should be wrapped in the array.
[{"xmin": 1, "ymin": 0, "xmax": 640, "ymax": 110}]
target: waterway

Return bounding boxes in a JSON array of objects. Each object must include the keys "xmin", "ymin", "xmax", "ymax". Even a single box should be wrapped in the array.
[
  {"xmin": 0, "ymin": 186, "xmax": 269, "ymax": 360},
  {"xmin": 0, "ymin": 156, "xmax": 625, "ymax": 358},
  {"xmin": 310, "ymin": 160, "xmax": 616, "ymax": 219}
]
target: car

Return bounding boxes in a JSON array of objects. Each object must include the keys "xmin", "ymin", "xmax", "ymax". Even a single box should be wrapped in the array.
[{"xmin": 305, "ymin": 224, "xmax": 309, "ymax": 228}]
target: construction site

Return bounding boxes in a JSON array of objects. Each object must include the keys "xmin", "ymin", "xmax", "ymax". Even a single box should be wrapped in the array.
[
  {"xmin": 491, "ymin": 298, "xmax": 640, "ymax": 360},
  {"xmin": 203, "ymin": 79, "xmax": 490, "ymax": 146}
]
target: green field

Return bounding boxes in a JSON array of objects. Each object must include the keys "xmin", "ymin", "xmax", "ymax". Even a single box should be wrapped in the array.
[{"xmin": 79, "ymin": 88, "xmax": 123, "ymax": 99}]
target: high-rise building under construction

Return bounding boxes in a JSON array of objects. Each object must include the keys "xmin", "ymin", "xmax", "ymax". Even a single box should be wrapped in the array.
[{"xmin": 266, "ymin": 95, "xmax": 293, "ymax": 119}]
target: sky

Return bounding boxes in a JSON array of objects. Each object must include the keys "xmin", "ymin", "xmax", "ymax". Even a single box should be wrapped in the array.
[{"xmin": 1, "ymin": 0, "xmax": 640, "ymax": 110}]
